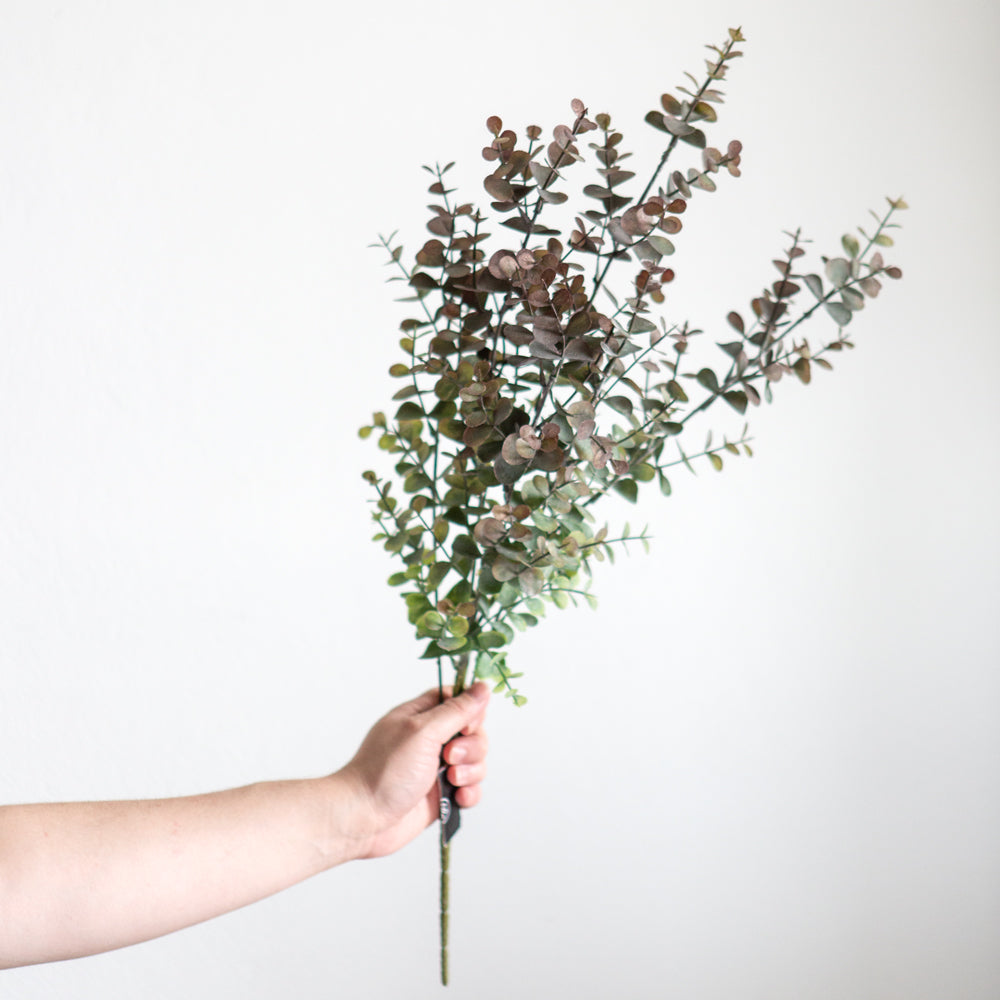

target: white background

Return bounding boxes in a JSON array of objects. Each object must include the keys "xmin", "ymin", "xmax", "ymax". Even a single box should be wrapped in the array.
[{"xmin": 1, "ymin": 1, "xmax": 997, "ymax": 998}]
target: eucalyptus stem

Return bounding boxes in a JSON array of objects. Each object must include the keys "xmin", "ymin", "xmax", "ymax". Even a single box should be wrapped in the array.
[
  {"xmin": 439, "ymin": 652, "xmax": 468, "ymax": 985},
  {"xmin": 440, "ymin": 838, "xmax": 450, "ymax": 985}
]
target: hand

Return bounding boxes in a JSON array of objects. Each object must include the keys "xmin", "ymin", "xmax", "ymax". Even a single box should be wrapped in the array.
[{"xmin": 338, "ymin": 683, "xmax": 490, "ymax": 859}]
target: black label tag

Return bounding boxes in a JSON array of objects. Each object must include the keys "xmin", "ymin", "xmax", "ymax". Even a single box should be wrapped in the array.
[{"xmin": 437, "ymin": 758, "xmax": 461, "ymax": 844}]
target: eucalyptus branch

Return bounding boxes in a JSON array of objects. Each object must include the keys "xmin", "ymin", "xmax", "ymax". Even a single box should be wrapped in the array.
[
  {"xmin": 361, "ymin": 27, "xmax": 905, "ymax": 985},
  {"xmin": 587, "ymin": 29, "xmax": 744, "ymax": 306}
]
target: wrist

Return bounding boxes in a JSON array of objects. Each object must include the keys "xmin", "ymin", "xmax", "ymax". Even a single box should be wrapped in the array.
[{"xmin": 315, "ymin": 770, "xmax": 378, "ymax": 865}]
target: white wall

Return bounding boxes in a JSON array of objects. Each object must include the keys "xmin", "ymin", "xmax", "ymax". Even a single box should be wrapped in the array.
[{"xmin": 1, "ymin": 1, "xmax": 997, "ymax": 998}]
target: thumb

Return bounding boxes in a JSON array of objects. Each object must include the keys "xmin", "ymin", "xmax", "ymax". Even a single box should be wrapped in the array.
[{"xmin": 421, "ymin": 682, "xmax": 490, "ymax": 742}]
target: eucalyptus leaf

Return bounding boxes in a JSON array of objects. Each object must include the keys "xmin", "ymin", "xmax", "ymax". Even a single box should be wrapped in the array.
[
  {"xmin": 825, "ymin": 258, "xmax": 851, "ymax": 287},
  {"xmin": 605, "ymin": 395, "xmax": 634, "ymax": 417},
  {"xmin": 395, "ymin": 401, "xmax": 425, "ymax": 421},
  {"xmin": 478, "ymin": 631, "xmax": 507, "ymax": 650},
  {"xmin": 696, "ymin": 368, "xmax": 720, "ymax": 393},
  {"xmin": 613, "ymin": 479, "xmax": 639, "ymax": 503},
  {"xmin": 824, "ymin": 301, "xmax": 853, "ymax": 327},
  {"xmin": 803, "ymin": 273, "xmax": 824, "ymax": 299}
]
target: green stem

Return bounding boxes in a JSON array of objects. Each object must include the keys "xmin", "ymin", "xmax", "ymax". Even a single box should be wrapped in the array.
[
  {"xmin": 439, "ymin": 651, "xmax": 468, "ymax": 986},
  {"xmin": 440, "ymin": 838, "xmax": 450, "ymax": 985}
]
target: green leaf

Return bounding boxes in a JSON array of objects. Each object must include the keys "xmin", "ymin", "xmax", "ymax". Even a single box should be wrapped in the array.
[
  {"xmin": 446, "ymin": 615, "xmax": 469, "ymax": 637},
  {"xmin": 613, "ymin": 479, "xmax": 639, "ymax": 503},
  {"xmin": 477, "ymin": 631, "xmax": 507, "ymax": 650},
  {"xmin": 824, "ymin": 301, "xmax": 852, "ymax": 327},
  {"xmin": 395, "ymin": 401, "xmax": 424, "ymax": 421},
  {"xmin": 696, "ymin": 368, "xmax": 720, "ymax": 393},
  {"xmin": 841, "ymin": 234, "xmax": 860, "ymax": 258},
  {"xmin": 666, "ymin": 380, "xmax": 688, "ymax": 403},
  {"xmin": 708, "ymin": 452, "xmax": 723, "ymax": 471},
  {"xmin": 803, "ymin": 273, "xmax": 824, "ymax": 299},
  {"xmin": 644, "ymin": 235, "xmax": 675, "ymax": 257},
  {"xmin": 416, "ymin": 610, "xmax": 445, "ymax": 636},
  {"xmin": 434, "ymin": 378, "xmax": 459, "ymax": 402},
  {"xmin": 723, "ymin": 390, "xmax": 747, "ymax": 414},
  {"xmin": 403, "ymin": 471, "xmax": 433, "ymax": 493},
  {"xmin": 692, "ymin": 100, "xmax": 717, "ymax": 122},
  {"xmin": 658, "ymin": 471, "xmax": 672, "ymax": 496},
  {"xmin": 509, "ymin": 612, "xmax": 539, "ymax": 632},
  {"xmin": 874, "ymin": 233, "xmax": 894, "ymax": 247},
  {"xmin": 474, "ymin": 651, "xmax": 500, "ymax": 680},
  {"xmin": 491, "ymin": 557, "xmax": 520, "ymax": 583},
  {"xmin": 793, "ymin": 357, "xmax": 812, "ymax": 384},
  {"xmin": 383, "ymin": 532, "xmax": 406, "ymax": 553},
  {"xmin": 405, "ymin": 592, "xmax": 433, "ymax": 614},
  {"xmin": 452, "ymin": 534, "xmax": 479, "ymax": 559},
  {"xmin": 824, "ymin": 258, "xmax": 851, "ymax": 287},
  {"xmin": 605, "ymin": 395, "xmax": 634, "ymax": 417},
  {"xmin": 531, "ymin": 511, "xmax": 558, "ymax": 533},
  {"xmin": 626, "ymin": 316, "xmax": 657, "ymax": 334},
  {"xmin": 644, "ymin": 110, "xmax": 669, "ymax": 133},
  {"xmin": 409, "ymin": 271, "xmax": 438, "ymax": 291},
  {"xmin": 841, "ymin": 288, "xmax": 865, "ymax": 311},
  {"xmin": 445, "ymin": 580, "xmax": 473, "ymax": 605},
  {"xmin": 426, "ymin": 561, "xmax": 451, "ymax": 591}
]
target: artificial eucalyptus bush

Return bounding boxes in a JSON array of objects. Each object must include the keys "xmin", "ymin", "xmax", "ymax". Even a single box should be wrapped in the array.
[{"xmin": 359, "ymin": 27, "xmax": 904, "ymax": 982}]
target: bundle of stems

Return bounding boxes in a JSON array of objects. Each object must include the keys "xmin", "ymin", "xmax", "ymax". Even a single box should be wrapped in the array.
[{"xmin": 361, "ymin": 27, "xmax": 905, "ymax": 983}]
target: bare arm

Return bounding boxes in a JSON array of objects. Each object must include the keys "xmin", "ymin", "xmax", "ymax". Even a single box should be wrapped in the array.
[{"xmin": 0, "ymin": 683, "xmax": 490, "ymax": 969}]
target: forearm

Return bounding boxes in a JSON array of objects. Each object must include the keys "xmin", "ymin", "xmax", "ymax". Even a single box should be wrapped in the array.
[{"xmin": 0, "ymin": 774, "xmax": 366, "ymax": 969}]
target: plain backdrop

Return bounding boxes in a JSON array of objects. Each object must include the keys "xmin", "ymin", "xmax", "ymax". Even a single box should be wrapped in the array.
[{"xmin": 1, "ymin": 1, "xmax": 998, "ymax": 998}]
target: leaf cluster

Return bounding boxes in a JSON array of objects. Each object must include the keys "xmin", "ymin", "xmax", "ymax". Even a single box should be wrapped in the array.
[{"xmin": 361, "ymin": 27, "xmax": 905, "ymax": 703}]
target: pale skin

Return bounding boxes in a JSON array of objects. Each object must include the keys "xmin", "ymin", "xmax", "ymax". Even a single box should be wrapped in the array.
[{"xmin": 0, "ymin": 682, "xmax": 490, "ymax": 970}]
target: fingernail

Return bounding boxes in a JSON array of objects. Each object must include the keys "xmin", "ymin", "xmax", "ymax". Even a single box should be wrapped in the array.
[{"xmin": 450, "ymin": 745, "xmax": 467, "ymax": 763}]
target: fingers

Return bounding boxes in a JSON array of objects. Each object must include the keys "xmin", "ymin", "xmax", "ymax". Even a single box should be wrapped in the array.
[
  {"xmin": 447, "ymin": 760, "xmax": 486, "ymax": 786},
  {"xmin": 460, "ymin": 704, "xmax": 488, "ymax": 736},
  {"xmin": 401, "ymin": 683, "xmax": 488, "ymax": 725},
  {"xmin": 422, "ymin": 682, "xmax": 490, "ymax": 743},
  {"xmin": 442, "ymin": 731, "xmax": 487, "ymax": 766},
  {"xmin": 444, "ymin": 730, "xmax": 487, "ymax": 808},
  {"xmin": 454, "ymin": 784, "xmax": 482, "ymax": 808},
  {"xmin": 403, "ymin": 687, "xmax": 452, "ymax": 715}
]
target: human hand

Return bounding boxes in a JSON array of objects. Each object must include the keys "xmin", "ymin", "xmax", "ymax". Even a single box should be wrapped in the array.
[{"xmin": 337, "ymin": 683, "xmax": 490, "ymax": 859}]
